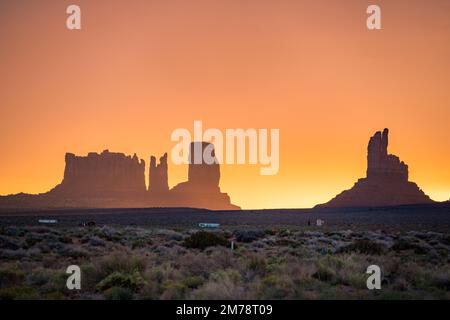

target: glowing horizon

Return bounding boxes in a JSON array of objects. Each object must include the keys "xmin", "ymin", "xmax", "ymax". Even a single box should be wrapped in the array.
[{"xmin": 1, "ymin": 1, "xmax": 450, "ymax": 209}]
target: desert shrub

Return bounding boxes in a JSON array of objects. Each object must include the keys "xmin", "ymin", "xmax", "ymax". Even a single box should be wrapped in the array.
[
  {"xmin": 161, "ymin": 280, "xmax": 187, "ymax": 299},
  {"xmin": 275, "ymin": 239, "xmax": 299, "ymax": 248},
  {"xmin": 378, "ymin": 291, "xmax": 418, "ymax": 300},
  {"xmin": 315, "ymin": 255, "xmax": 370, "ymax": 289},
  {"xmin": 274, "ymin": 257, "xmax": 316, "ymax": 281},
  {"xmin": 0, "ymin": 236, "xmax": 21, "ymax": 250},
  {"xmin": 25, "ymin": 269, "xmax": 52, "ymax": 287},
  {"xmin": 138, "ymin": 281, "xmax": 159, "ymax": 300},
  {"xmin": 207, "ymin": 247, "xmax": 236, "ymax": 269},
  {"xmin": 3, "ymin": 227, "xmax": 25, "ymax": 237},
  {"xmin": 398, "ymin": 262, "xmax": 437, "ymax": 291},
  {"xmin": 312, "ymin": 265, "xmax": 335, "ymax": 282},
  {"xmin": 183, "ymin": 232, "xmax": 229, "ymax": 250},
  {"xmin": 28, "ymin": 269, "xmax": 67, "ymax": 295},
  {"xmin": 96, "ymin": 226, "xmax": 123, "ymax": 242},
  {"xmin": 95, "ymin": 252, "xmax": 147, "ymax": 276},
  {"xmin": 80, "ymin": 264, "xmax": 98, "ymax": 291},
  {"xmin": 392, "ymin": 277, "xmax": 410, "ymax": 291},
  {"xmin": 156, "ymin": 229, "xmax": 183, "ymax": 241},
  {"xmin": 278, "ymin": 229, "xmax": 292, "ymax": 237},
  {"xmin": 400, "ymin": 264, "xmax": 450, "ymax": 293},
  {"xmin": 431, "ymin": 274, "xmax": 450, "ymax": 290},
  {"xmin": 234, "ymin": 230, "xmax": 265, "ymax": 243},
  {"xmin": 29, "ymin": 226, "xmax": 58, "ymax": 234},
  {"xmin": 340, "ymin": 240, "xmax": 385, "ymax": 255},
  {"xmin": 131, "ymin": 238, "xmax": 152, "ymax": 249},
  {"xmin": 264, "ymin": 229, "xmax": 277, "ymax": 236},
  {"xmin": 82, "ymin": 252, "xmax": 148, "ymax": 291},
  {"xmin": 103, "ymin": 286, "xmax": 134, "ymax": 300},
  {"xmin": 259, "ymin": 274, "xmax": 296, "ymax": 299},
  {"xmin": 58, "ymin": 235, "xmax": 73, "ymax": 244},
  {"xmin": 246, "ymin": 255, "xmax": 267, "ymax": 275},
  {"xmin": 0, "ymin": 267, "xmax": 25, "ymax": 288},
  {"xmin": 59, "ymin": 245, "xmax": 90, "ymax": 258},
  {"xmin": 44, "ymin": 291, "xmax": 66, "ymax": 300},
  {"xmin": 183, "ymin": 276, "xmax": 205, "ymax": 289},
  {"xmin": 140, "ymin": 264, "xmax": 186, "ymax": 299},
  {"xmin": 0, "ymin": 249, "xmax": 27, "ymax": 260},
  {"xmin": 0, "ymin": 285, "xmax": 39, "ymax": 300},
  {"xmin": 175, "ymin": 252, "xmax": 213, "ymax": 277},
  {"xmin": 87, "ymin": 236, "xmax": 106, "ymax": 247},
  {"xmin": 24, "ymin": 233, "xmax": 44, "ymax": 248},
  {"xmin": 391, "ymin": 239, "xmax": 428, "ymax": 254},
  {"xmin": 441, "ymin": 235, "xmax": 450, "ymax": 246},
  {"xmin": 96, "ymin": 270, "xmax": 147, "ymax": 292},
  {"xmin": 339, "ymin": 272, "xmax": 367, "ymax": 289},
  {"xmin": 190, "ymin": 269, "xmax": 248, "ymax": 300}
]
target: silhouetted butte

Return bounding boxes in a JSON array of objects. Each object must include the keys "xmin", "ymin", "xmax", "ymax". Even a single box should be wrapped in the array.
[{"xmin": 316, "ymin": 129, "xmax": 433, "ymax": 208}]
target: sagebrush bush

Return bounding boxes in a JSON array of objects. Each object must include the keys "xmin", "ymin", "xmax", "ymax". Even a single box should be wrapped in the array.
[
  {"xmin": 340, "ymin": 240, "xmax": 385, "ymax": 255},
  {"xmin": 246, "ymin": 255, "xmax": 267, "ymax": 275},
  {"xmin": 183, "ymin": 232, "xmax": 229, "ymax": 250},
  {"xmin": 103, "ymin": 286, "xmax": 134, "ymax": 300},
  {"xmin": 312, "ymin": 265, "xmax": 335, "ymax": 283},
  {"xmin": 183, "ymin": 276, "xmax": 205, "ymax": 289},
  {"xmin": 392, "ymin": 239, "xmax": 428, "ymax": 254},
  {"xmin": 0, "ymin": 267, "xmax": 26, "ymax": 289},
  {"xmin": 96, "ymin": 270, "xmax": 147, "ymax": 292},
  {"xmin": 190, "ymin": 269, "xmax": 247, "ymax": 300},
  {"xmin": 0, "ymin": 285, "xmax": 39, "ymax": 300},
  {"xmin": 161, "ymin": 280, "xmax": 187, "ymax": 299}
]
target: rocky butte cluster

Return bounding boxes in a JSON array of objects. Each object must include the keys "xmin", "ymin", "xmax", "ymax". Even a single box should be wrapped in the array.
[
  {"xmin": 317, "ymin": 129, "xmax": 433, "ymax": 208},
  {"xmin": 0, "ymin": 143, "xmax": 240, "ymax": 210},
  {"xmin": 147, "ymin": 142, "xmax": 238, "ymax": 210},
  {"xmin": 166, "ymin": 142, "xmax": 237, "ymax": 210},
  {"xmin": 53, "ymin": 150, "xmax": 147, "ymax": 198}
]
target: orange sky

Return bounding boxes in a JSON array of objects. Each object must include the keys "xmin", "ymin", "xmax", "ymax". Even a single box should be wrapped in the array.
[{"xmin": 1, "ymin": 0, "xmax": 450, "ymax": 209}]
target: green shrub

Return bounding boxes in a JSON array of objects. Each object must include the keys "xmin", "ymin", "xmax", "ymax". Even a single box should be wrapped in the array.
[
  {"xmin": 161, "ymin": 280, "xmax": 187, "ymax": 299},
  {"xmin": 312, "ymin": 266, "xmax": 335, "ymax": 282},
  {"xmin": 260, "ymin": 274, "xmax": 296, "ymax": 299},
  {"xmin": 182, "ymin": 276, "xmax": 205, "ymax": 289},
  {"xmin": 183, "ymin": 232, "xmax": 229, "ymax": 250},
  {"xmin": 85, "ymin": 253, "xmax": 148, "ymax": 286},
  {"xmin": 392, "ymin": 240, "xmax": 427, "ymax": 254},
  {"xmin": 26, "ymin": 269, "xmax": 52, "ymax": 287},
  {"xmin": 190, "ymin": 269, "xmax": 247, "ymax": 300},
  {"xmin": 104, "ymin": 286, "xmax": 134, "ymax": 300},
  {"xmin": 131, "ymin": 238, "xmax": 153, "ymax": 249},
  {"xmin": 340, "ymin": 240, "xmax": 385, "ymax": 255},
  {"xmin": 96, "ymin": 270, "xmax": 147, "ymax": 292},
  {"xmin": 247, "ymin": 256, "xmax": 267, "ymax": 274},
  {"xmin": 0, "ymin": 268, "xmax": 25, "ymax": 288},
  {"xmin": 0, "ymin": 286, "xmax": 39, "ymax": 300}
]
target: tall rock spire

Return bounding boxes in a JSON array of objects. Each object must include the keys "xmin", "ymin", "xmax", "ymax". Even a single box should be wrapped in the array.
[
  {"xmin": 367, "ymin": 128, "xmax": 408, "ymax": 181},
  {"xmin": 169, "ymin": 142, "xmax": 240, "ymax": 210},
  {"xmin": 317, "ymin": 129, "xmax": 433, "ymax": 208},
  {"xmin": 149, "ymin": 153, "xmax": 169, "ymax": 193},
  {"xmin": 187, "ymin": 142, "xmax": 220, "ymax": 189}
]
